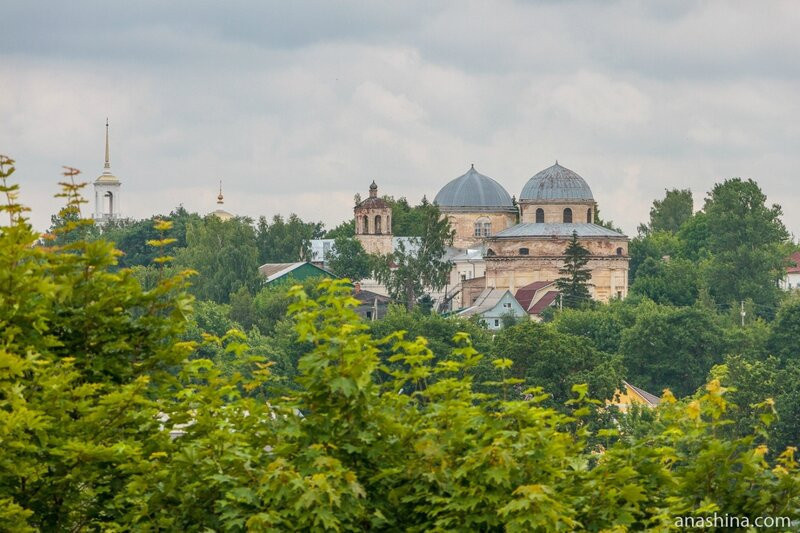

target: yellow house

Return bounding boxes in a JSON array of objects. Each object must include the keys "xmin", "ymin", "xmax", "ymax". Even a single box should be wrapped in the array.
[{"xmin": 608, "ymin": 381, "xmax": 661, "ymax": 413}]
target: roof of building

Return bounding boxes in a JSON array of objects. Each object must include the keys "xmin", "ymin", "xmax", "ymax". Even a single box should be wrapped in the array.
[
  {"xmin": 458, "ymin": 288, "xmax": 520, "ymax": 317},
  {"xmin": 353, "ymin": 288, "xmax": 391, "ymax": 305},
  {"xmin": 623, "ymin": 381, "xmax": 661, "ymax": 406},
  {"xmin": 355, "ymin": 181, "xmax": 390, "ymax": 210},
  {"xmin": 434, "ymin": 165, "xmax": 515, "ymax": 212},
  {"xmin": 520, "ymin": 162, "xmax": 593, "ymax": 202},
  {"xmin": 210, "ymin": 209, "xmax": 233, "ymax": 221},
  {"xmin": 96, "ymin": 120, "xmax": 121, "ymax": 184},
  {"xmin": 492, "ymin": 222, "xmax": 627, "ymax": 239},
  {"xmin": 530, "ymin": 291, "xmax": 559, "ymax": 315},
  {"xmin": 258, "ymin": 262, "xmax": 335, "ymax": 283},
  {"xmin": 515, "ymin": 280, "xmax": 555, "ymax": 311},
  {"xmin": 788, "ymin": 251, "xmax": 800, "ymax": 274}
]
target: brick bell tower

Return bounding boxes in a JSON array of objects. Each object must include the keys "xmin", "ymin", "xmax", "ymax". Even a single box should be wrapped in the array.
[{"xmin": 354, "ymin": 181, "xmax": 393, "ymax": 255}]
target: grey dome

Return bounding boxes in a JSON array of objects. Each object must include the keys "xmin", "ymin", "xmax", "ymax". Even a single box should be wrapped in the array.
[
  {"xmin": 520, "ymin": 163, "xmax": 594, "ymax": 202},
  {"xmin": 434, "ymin": 165, "xmax": 514, "ymax": 212}
]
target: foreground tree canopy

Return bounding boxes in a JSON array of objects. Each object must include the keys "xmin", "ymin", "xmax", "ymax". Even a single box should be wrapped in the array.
[{"xmin": 2, "ymin": 158, "xmax": 800, "ymax": 530}]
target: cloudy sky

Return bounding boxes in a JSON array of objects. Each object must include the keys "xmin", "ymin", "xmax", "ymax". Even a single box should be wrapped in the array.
[{"xmin": 2, "ymin": 0, "xmax": 799, "ymax": 237}]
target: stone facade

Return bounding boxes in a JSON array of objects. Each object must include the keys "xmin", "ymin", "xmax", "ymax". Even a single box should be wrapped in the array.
[
  {"xmin": 443, "ymin": 210, "xmax": 518, "ymax": 249},
  {"xmin": 519, "ymin": 201, "xmax": 595, "ymax": 224},
  {"xmin": 484, "ymin": 236, "xmax": 629, "ymax": 302}
]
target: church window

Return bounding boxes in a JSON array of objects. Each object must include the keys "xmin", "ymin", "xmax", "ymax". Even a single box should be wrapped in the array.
[
  {"xmin": 587, "ymin": 208, "xmax": 592, "ymax": 223},
  {"xmin": 375, "ymin": 215, "xmax": 382, "ymax": 234},
  {"xmin": 475, "ymin": 217, "xmax": 490, "ymax": 237},
  {"xmin": 616, "ymin": 247, "xmax": 623, "ymax": 256},
  {"xmin": 486, "ymin": 248, "xmax": 496, "ymax": 256},
  {"xmin": 563, "ymin": 208, "xmax": 572, "ymax": 223},
  {"xmin": 535, "ymin": 208, "xmax": 544, "ymax": 223},
  {"xmin": 362, "ymin": 215, "xmax": 369, "ymax": 234},
  {"xmin": 519, "ymin": 247, "xmax": 529, "ymax": 255},
  {"xmin": 386, "ymin": 215, "xmax": 390, "ymax": 233}
]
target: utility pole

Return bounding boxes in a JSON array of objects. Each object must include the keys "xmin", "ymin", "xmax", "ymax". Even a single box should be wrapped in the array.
[{"xmin": 740, "ymin": 300, "xmax": 746, "ymax": 327}]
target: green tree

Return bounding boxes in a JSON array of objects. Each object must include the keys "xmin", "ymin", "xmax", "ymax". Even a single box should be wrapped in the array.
[
  {"xmin": 492, "ymin": 320, "xmax": 624, "ymax": 406},
  {"xmin": 385, "ymin": 195, "xmax": 438, "ymax": 236},
  {"xmin": 255, "ymin": 213, "xmax": 324, "ymax": 263},
  {"xmin": 630, "ymin": 256, "xmax": 701, "ymax": 306},
  {"xmin": 714, "ymin": 355, "xmax": 800, "ymax": 458},
  {"xmin": 555, "ymin": 231, "xmax": 592, "ymax": 308},
  {"xmin": 628, "ymin": 230, "xmax": 683, "ymax": 283},
  {"xmin": 767, "ymin": 296, "xmax": 800, "ymax": 363},
  {"xmin": 0, "ymin": 161, "xmax": 194, "ymax": 529},
  {"xmin": 228, "ymin": 285, "xmax": 255, "ymax": 331},
  {"xmin": 323, "ymin": 218, "xmax": 355, "ymax": 239},
  {"xmin": 174, "ymin": 215, "xmax": 261, "ymax": 303},
  {"xmin": 552, "ymin": 300, "xmax": 634, "ymax": 354},
  {"xmin": 704, "ymin": 178, "xmax": 789, "ymax": 312},
  {"xmin": 325, "ymin": 235, "xmax": 372, "ymax": 281},
  {"xmin": 639, "ymin": 188, "xmax": 693, "ymax": 234},
  {"xmin": 373, "ymin": 203, "xmax": 453, "ymax": 309},
  {"xmin": 620, "ymin": 302, "xmax": 725, "ymax": 397},
  {"xmin": 677, "ymin": 210, "xmax": 711, "ymax": 261}
]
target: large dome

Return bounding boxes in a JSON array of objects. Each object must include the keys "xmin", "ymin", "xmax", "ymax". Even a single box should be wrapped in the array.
[
  {"xmin": 434, "ymin": 165, "xmax": 514, "ymax": 211},
  {"xmin": 520, "ymin": 162, "xmax": 593, "ymax": 202}
]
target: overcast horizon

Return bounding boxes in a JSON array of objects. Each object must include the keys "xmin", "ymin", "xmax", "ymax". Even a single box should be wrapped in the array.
[{"xmin": 2, "ymin": 0, "xmax": 799, "ymax": 238}]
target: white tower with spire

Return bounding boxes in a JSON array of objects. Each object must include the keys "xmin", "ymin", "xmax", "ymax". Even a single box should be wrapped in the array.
[{"xmin": 94, "ymin": 119, "xmax": 122, "ymax": 221}]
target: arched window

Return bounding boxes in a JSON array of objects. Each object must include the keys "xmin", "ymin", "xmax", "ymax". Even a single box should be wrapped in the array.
[
  {"xmin": 519, "ymin": 247, "xmax": 529, "ymax": 255},
  {"xmin": 586, "ymin": 208, "xmax": 592, "ymax": 223},
  {"xmin": 563, "ymin": 208, "xmax": 573, "ymax": 223},
  {"xmin": 474, "ymin": 217, "xmax": 490, "ymax": 237},
  {"xmin": 374, "ymin": 215, "xmax": 382, "ymax": 234},
  {"xmin": 362, "ymin": 215, "xmax": 369, "ymax": 234},
  {"xmin": 486, "ymin": 248, "xmax": 496, "ymax": 257},
  {"xmin": 104, "ymin": 191, "xmax": 114, "ymax": 216},
  {"xmin": 386, "ymin": 215, "xmax": 391, "ymax": 233},
  {"xmin": 535, "ymin": 208, "xmax": 544, "ymax": 223},
  {"xmin": 616, "ymin": 247, "xmax": 624, "ymax": 256}
]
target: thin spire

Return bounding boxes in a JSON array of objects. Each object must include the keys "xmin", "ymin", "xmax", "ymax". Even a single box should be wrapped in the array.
[
  {"xmin": 104, "ymin": 118, "xmax": 110, "ymax": 170},
  {"xmin": 217, "ymin": 180, "xmax": 224, "ymax": 204}
]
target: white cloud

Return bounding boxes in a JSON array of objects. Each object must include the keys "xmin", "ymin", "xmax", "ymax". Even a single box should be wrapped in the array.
[{"xmin": 1, "ymin": 0, "xmax": 799, "ymax": 239}]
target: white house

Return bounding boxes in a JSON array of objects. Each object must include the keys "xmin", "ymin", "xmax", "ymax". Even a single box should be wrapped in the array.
[
  {"xmin": 780, "ymin": 251, "xmax": 800, "ymax": 291},
  {"xmin": 457, "ymin": 288, "xmax": 527, "ymax": 330}
]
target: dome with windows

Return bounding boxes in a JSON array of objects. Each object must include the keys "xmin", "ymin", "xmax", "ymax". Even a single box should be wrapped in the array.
[
  {"xmin": 520, "ymin": 162, "xmax": 594, "ymax": 202},
  {"xmin": 434, "ymin": 165, "xmax": 515, "ymax": 212}
]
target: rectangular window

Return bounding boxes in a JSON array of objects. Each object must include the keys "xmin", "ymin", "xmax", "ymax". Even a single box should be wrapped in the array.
[
  {"xmin": 494, "ymin": 319, "xmax": 500, "ymax": 327},
  {"xmin": 482, "ymin": 222, "xmax": 491, "ymax": 236},
  {"xmin": 503, "ymin": 302, "xmax": 511, "ymax": 309},
  {"xmin": 474, "ymin": 223, "xmax": 482, "ymax": 237}
]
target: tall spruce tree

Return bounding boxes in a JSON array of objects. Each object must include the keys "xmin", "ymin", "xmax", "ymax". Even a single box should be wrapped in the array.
[{"xmin": 556, "ymin": 231, "xmax": 592, "ymax": 308}]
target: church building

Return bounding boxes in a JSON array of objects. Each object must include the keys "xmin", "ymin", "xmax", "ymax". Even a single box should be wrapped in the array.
[
  {"xmin": 320, "ymin": 160, "xmax": 629, "ymax": 312},
  {"xmin": 481, "ymin": 163, "xmax": 629, "ymax": 302}
]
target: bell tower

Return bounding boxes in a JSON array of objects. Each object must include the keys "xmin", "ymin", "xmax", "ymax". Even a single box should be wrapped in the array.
[
  {"xmin": 94, "ymin": 119, "xmax": 122, "ymax": 221},
  {"xmin": 354, "ymin": 181, "xmax": 393, "ymax": 255}
]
